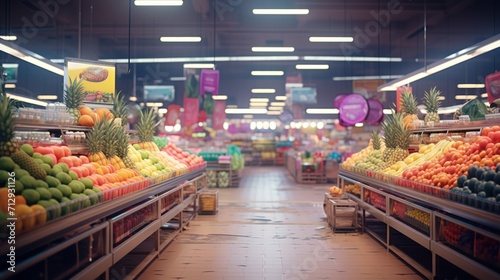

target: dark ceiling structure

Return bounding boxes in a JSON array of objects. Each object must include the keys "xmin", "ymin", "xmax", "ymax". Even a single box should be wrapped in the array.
[{"xmin": 1, "ymin": 0, "xmax": 499, "ymax": 118}]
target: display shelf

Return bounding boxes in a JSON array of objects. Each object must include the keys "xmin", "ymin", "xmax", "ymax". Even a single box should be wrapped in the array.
[
  {"xmin": 13, "ymin": 120, "xmax": 92, "ymax": 132},
  {"xmin": 286, "ymin": 153, "xmax": 327, "ymax": 184},
  {"xmin": 339, "ymin": 168, "xmax": 500, "ymax": 280},
  {"xmin": 0, "ymin": 170, "xmax": 206, "ymax": 279}
]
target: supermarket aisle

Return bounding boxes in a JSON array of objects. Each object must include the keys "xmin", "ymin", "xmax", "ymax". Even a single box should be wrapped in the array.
[{"xmin": 139, "ymin": 167, "xmax": 422, "ymax": 280}]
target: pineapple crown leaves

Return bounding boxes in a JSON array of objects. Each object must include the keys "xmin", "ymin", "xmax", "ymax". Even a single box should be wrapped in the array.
[
  {"xmin": 64, "ymin": 77, "xmax": 86, "ymax": 109},
  {"xmin": 101, "ymin": 120, "xmax": 121, "ymax": 158},
  {"xmin": 423, "ymin": 86, "xmax": 441, "ymax": 113},
  {"xmin": 111, "ymin": 91, "xmax": 128, "ymax": 126},
  {"xmin": 381, "ymin": 111, "xmax": 410, "ymax": 150},
  {"xmin": 136, "ymin": 108, "xmax": 159, "ymax": 142},
  {"xmin": 115, "ymin": 125, "xmax": 131, "ymax": 158},
  {"xmin": 86, "ymin": 119, "xmax": 107, "ymax": 154},
  {"xmin": 0, "ymin": 93, "xmax": 16, "ymax": 142},
  {"xmin": 371, "ymin": 131, "xmax": 381, "ymax": 150},
  {"xmin": 401, "ymin": 88, "xmax": 418, "ymax": 116}
]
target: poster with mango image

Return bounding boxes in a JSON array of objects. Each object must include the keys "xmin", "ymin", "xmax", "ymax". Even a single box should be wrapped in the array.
[{"xmin": 65, "ymin": 58, "xmax": 116, "ymax": 105}]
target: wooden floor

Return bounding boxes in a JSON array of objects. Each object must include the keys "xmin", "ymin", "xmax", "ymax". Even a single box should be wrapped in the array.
[{"xmin": 139, "ymin": 166, "xmax": 423, "ymax": 280}]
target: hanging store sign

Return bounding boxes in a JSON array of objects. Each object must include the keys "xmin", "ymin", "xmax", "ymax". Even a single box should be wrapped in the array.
[
  {"xmin": 338, "ymin": 94, "xmax": 369, "ymax": 126},
  {"xmin": 212, "ymin": 101, "xmax": 226, "ymax": 130},
  {"xmin": 291, "ymin": 87, "xmax": 317, "ymax": 104},
  {"xmin": 200, "ymin": 69, "xmax": 220, "ymax": 96}
]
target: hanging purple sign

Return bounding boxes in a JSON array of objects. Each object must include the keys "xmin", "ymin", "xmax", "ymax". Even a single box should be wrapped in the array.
[
  {"xmin": 333, "ymin": 94, "xmax": 347, "ymax": 109},
  {"xmin": 339, "ymin": 94, "xmax": 369, "ymax": 126},
  {"xmin": 199, "ymin": 69, "xmax": 219, "ymax": 96},
  {"xmin": 366, "ymin": 99, "xmax": 384, "ymax": 124}
]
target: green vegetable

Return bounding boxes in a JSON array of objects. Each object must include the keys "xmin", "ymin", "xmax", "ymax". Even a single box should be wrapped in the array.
[{"xmin": 460, "ymin": 99, "xmax": 489, "ymax": 121}]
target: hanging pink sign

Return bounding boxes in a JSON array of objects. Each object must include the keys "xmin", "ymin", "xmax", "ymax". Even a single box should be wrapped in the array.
[
  {"xmin": 182, "ymin": 98, "xmax": 199, "ymax": 127},
  {"xmin": 212, "ymin": 101, "xmax": 226, "ymax": 130},
  {"xmin": 165, "ymin": 104, "xmax": 181, "ymax": 126},
  {"xmin": 199, "ymin": 69, "xmax": 219, "ymax": 96},
  {"xmin": 333, "ymin": 94, "xmax": 347, "ymax": 109},
  {"xmin": 366, "ymin": 99, "xmax": 384, "ymax": 125},
  {"xmin": 338, "ymin": 94, "xmax": 369, "ymax": 126}
]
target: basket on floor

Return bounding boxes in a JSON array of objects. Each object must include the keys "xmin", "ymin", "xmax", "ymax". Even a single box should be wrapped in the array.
[{"xmin": 199, "ymin": 190, "xmax": 219, "ymax": 214}]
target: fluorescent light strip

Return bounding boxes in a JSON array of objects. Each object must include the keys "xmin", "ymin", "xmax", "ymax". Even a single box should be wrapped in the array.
[
  {"xmin": 129, "ymin": 96, "xmax": 138, "ymax": 102},
  {"xmin": 250, "ymin": 103, "xmax": 268, "ymax": 107},
  {"xmin": 304, "ymin": 56, "xmax": 402, "ymax": 62},
  {"xmin": 438, "ymin": 96, "xmax": 446, "ymax": 101},
  {"xmin": 275, "ymin": 96, "xmax": 287, "ymax": 100},
  {"xmin": 296, "ymin": 64, "xmax": 329, "ymax": 70},
  {"xmin": 135, "ymin": 0, "xmax": 183, "ymax": 6},
  {"xmin": 266, "ymin": 111, "xmax": 282, "ymax": 115},
  {"xmin": 253, "ymin": 9, "xmax": 309, "ymax": 15},
  {"xmin": 212, "ymin": 95, "xmax": 228, "ymax": 100},
  {"xmin": 481, "ymin": 93, "xmax": 488, "ymax": 98},
  {"xmin": 183, "ymin": 63, "xmax": 214, "ymax": 69},
  {"xmin": 379, "ymin": 34, "xmax": 500, "ymax": 91},
  {"xmin": 333, "ymin": 75, "xmax": 403, "ymax": 81},
  {"xmin": 270, "ymin": 102, "xmax": 286, "ymax": 107},
  {"xmin": 268, "ymin": 106, "xmax": 283, "ymax": 111},
  {"xmin": 252, "ymin": 47, "xmax": 295, "ymax": 52},
  {"xmin": 249, "ymin": 98, "xmax": 269, "ymax": 103},
  {"xmin": 285, "ymin": 83, "xmax": 303, "ymax": 88},
  {"xmin": 226, "ymin": 108, "xmax": 267, "ymax": 114},
  {"xmin": 0, "ymin": 40, "xmax": 64, "ymax": 75},
  {"xmin": 457, "ymin": 83, "xmax": 485, "ymax": 89},
  {"xmin": 6, "ymin": 93, "xmax": 47, "ymax": 107},
  {"xmin": 251, "ymin": 71, "xmax": 284, "ymax": 76},
  {"xmin": 160, "ymin": 36, "xmax": 201, "ymax": 42},
  {"xmin": 306, "ymin": 108, "xmax": 339, "ymax": 114},
  {"xmin": 0, "ymin": 36, "xmax": 17, "ymax": 41},
  {"xmin": 37, "ymin": 95, "xmax": 58, "ymax": 100},
  {"xmin": 252, "ymin": 88, "xmax": 276, "ymax": 94},
  {"xmin": 170, "ymin": 76, "xmax": 186, "ymax": 81},
  {"xmin": 4, "ymin": 84, "xmax": 15, "ymax": 89},
  {"xmin": 309, "ymin": 36, "xmax": 353, "ymax": 43},
  {"xmin": 383, "ymin": 109, "xmax": 393, "ymax": 115},
  {"xmin": 455, "ymin": 95, "xmax": 477, "ymax": 100},
  {"xmin": 146, "ymin": 102, "xmax": 163, "ymax": 107},
  {"xmin": 355, "ymin": 123, "xmax": 364, "ymax": 127}
]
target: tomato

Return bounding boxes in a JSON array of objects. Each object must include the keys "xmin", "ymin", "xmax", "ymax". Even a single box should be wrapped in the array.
[
  {"xmin": 482, "ymin": 127, "xmax": 492, "ymax": 136},
  {"xmin": 491, "ymin": 125, "xmax": 500, "ymax": 132},
  {"xmin": 492, "ymin": 131, "xmax": 500, "ymax": 143}
]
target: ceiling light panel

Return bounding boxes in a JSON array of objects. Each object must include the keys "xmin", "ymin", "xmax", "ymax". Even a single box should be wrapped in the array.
[
  {"xmin": 253, "ymin": 9, "xmax": 309, "ymax": 15},
  {"xmin": 183, "ymin": 63, "xmax": 214, "ymax": 68},
  {"xmin": 296, "ymin": 64, "xmax": 329, "ymax": 70},
  {"xmin": 306, "ymin": 108, "xmax": 339, "ymax": 114},
  {"xmin": 309, "ymin": 36, "xmax": 353, "ymax": 43},
  {"xmin": 252, "ymin": 88, "xmax": 276, "ymax": 94},
  {"xmin": 249, "ymin": 98, "xmax": 269, "ymax": 103},
  {"xmin": 457, "ymin": 84, "xmax": 485, "ymax": 89},
  {"xmin": 275, "ymin": 96, "xmax": 287, "ymax": 100},
  {"xmin": 252, "ymin": 47, "xmax": 295, "ymax": 52},
  {"xmin": 226, "ymin": 108, "xmax": 267, "ymax": 114},
  {"xmin": 135, "ymin": 0, "xmax": 183, "ymax": 6},
  {"xmin": 270, "ymin": 102, "xmax": 285, "ymax": 107},
  {"xmin": 212, "ymin": 95, "xmax": 228, "ymax": 100},
  {"xmin": 160, "ymin": 37, "xmax": 201, "ymax": 42},
  {"xmin": 251, "ymin": 71, "xmax": 284, "ymax": 76}
]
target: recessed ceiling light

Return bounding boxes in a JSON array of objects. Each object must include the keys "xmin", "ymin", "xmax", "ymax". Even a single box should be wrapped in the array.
[
  {"xmin": 0, "ymin": 36, "xmax": 17, "ymax": 41},
  {"xmin": 270, "ymin": 102, "xmax": 285, "ymax": 107},
  {"xmin": 481, "ymin": 93, "xmax": 488, "ymax": 98},
  {"xmin": 268, "ymin": 106, "xmax": 283, "ymax": 111},
  {"xmin": 355, "ymin": 123, "xmax": 364, "ymax": 127},
  {"xmin": 250, "ymin": 98, "xmax": 269, "ymax": 103},
  {"xmin": 296, "ymin": 64, "xmax": 329, "ymax": 70},
  {"xmin": 146, "ymin": 102, "xmax": 163, "ymax": 107},
  {"xmin": 455, "ymin": 95, "xmax": 477, "ymax": 100},
  {"xmin": 251, "ymin": 71, "xmax": 284, "ymax": 76},
  {"xmin": 135, "ymin": 0, "xmax": 183, "ymax": 6},
  {"xmin": 226, "ymin": 108, "xmax": 267, "ymax": 114},
  {"xmin": 266, "ymin": 111, "xmax": 282, "ymax": 115},
  {"xmin": 438, "ymin": 96, "xmax": 446, "ymax": 101},
  {"xmin": 183, "ymin": 63, "xmax": 214, "ymax": 69},
  {"xmin": 160, "ymin": 36, "xmax": 201, "ymax": 42},
  {"xmin": 333, "ymin": 75, "xmax": 403, "ymax": 81},
  {"xmin": 252, "ymin": 88, "xmax": 276, "ymax": 94},
  {"xmin": 457, "ymin": 84, "xmax": 485, "ymax": 89},
  {"xmin": 4, "ymin": 84, "xmax": 15, "ymax": 89},
  {"xmin": 249, "ymin": 102, "xmax": 268, "ymax": 107},
  {"xmin": 309, "ymin": 36, "xmax": 353, "ymax": 43},
  {"xmin": 212, "ymin": 95, "xmax": 228, "ymax": 100},
  {"xmin": 252, "ymin": 47, "xmax": 295, "ymax": 52},
  {"xmin": 306, "ymin": 108, "xmax": 339, "ymax": 114},
  {"xmin": 253, "ymin": 9, "xmax": 309, "ymax": 15},
  {"xmin": 383, "ymin": 109, "xmax": 393, "ymax": 115},
  {"xmin": 275, "ymin": 96, "xmax": 287, "ymax": 101},
  {"xmin": 158, "ymin": 108, "xmax": 168, "ymax": 114},
  {"xmin": 129, "ymin": 96, "xmax": 138, "ymax": 102},
  {"xmin": 37, "ymin": 95, "xmax": 58, "ymax": 100}
]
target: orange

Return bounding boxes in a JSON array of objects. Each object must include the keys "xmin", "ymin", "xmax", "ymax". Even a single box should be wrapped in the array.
[
  {"xmin": 79, "ymin": 106, "xmax": 94, "ymax": 116},
  {"xmin": 89, "ymin": 112, "xmax": 100, "ymax": 123},
  {"xmin": 16, "ymin": 195, "xmax": 27, "ymax": 205},
  {"xmin": 95, "ymin": 108, "xmax": 110, "ymax": 120},
  {"xmin": 79, "ymin": 115, "xmax": 94, "ymax": 127}
]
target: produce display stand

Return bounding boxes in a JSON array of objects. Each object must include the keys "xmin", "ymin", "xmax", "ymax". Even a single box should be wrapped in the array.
[
  {"xmin": 286, "ymin": 153, "xmax": 327, "ymax": 184},
  {"xmin": 339, "ymin": 167, "xmax": 500, "ymax": 280},
  {"xmin": 206, "ymin": 161, "xmax": 241, "ymax": 188},
  {"xmin": 0, "ymin": 169, "xmax": 206, "ymax": 280}
]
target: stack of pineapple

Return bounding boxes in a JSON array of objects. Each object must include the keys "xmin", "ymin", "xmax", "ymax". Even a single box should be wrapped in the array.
[
  {"xmin": 423, "ymin": 87, "xmax": 441, "ymax": 124},
  {"xmin": 381, "ymin": 111, "xmax": 411, "ymax": 169}
]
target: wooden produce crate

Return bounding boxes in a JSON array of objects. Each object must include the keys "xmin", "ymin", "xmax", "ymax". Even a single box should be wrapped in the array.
[
  {"xmin": 199, "ymin": 190, "xmax": 219, "ymax": 214},
  {"xmin": 325, "ymin": 197, "xmax": 358, "ymax": 232}
]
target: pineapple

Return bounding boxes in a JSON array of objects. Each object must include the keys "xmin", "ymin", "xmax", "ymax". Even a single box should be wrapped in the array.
[
  {"xmin": 401, "ymin": 87, "xmax": 419, "ymax": 129},
  {"xmin": 64, "ymin": 77, "xmax": 86, "ymax": 120},
  {"xmin": 423, "ymin": 87, "xmax": 441, "ymax": 123},
  {"xmin": 115, "ymin": 126, "xmax": 136, "ymax": 169},
  {"xmin": 11, "ymin": 150, "xmax": 47, "ymax": 180},
  {"xmin": 372, "ymin": 131, "xmax": 381, "ymax": 151},
  {"xmin": 111, "ymin": 91, "xmax": 128, "ymax": 126},
  {"xmin": 0, "ymin": 93, "xmax": 18, "ymax": 156},
  {"xmin": 101, "ymin": 120, "xmax": 126, "ymax": 170},
  {"xmin": 381, "ymin": 111, "xmax": 410, "ymax": 167},
  {"xmin": 136, "ymin": 108, "xmax": 160, "ymax": 152},
  {"xmin": 86, "ymin": 119, "xmax": 108, "ymax": 165}
]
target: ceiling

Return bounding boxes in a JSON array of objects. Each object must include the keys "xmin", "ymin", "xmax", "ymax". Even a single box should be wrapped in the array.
[{"xmin": 1, "ymin": 0, "xmax": 500, "ymax": 118}]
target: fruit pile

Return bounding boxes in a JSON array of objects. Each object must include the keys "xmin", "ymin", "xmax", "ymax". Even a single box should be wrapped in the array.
[
  {"xmin": 366, "ymin": 190, "xmax": 386, "ymax": 211},
  {"xmin": 354, "ymin": 132, "xmax": 385, "ymax": 171},
  {"xmin": 161, "ymin": 142, "xmax": 205, "ymax": 171},
  {"xmin": 344, "ymin": 184, "xmax": 360, "ymax": 197},
  {"xmin": 441, "ymin": 222, "xmax": 474, "ymax": 253},
  {"xmin": 329, "ymin": 186, "xmax": 343, "ymax": 196},
  {"xmin": 450, "ymin": 165, "xmax": 500, "ymax": 209}
]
